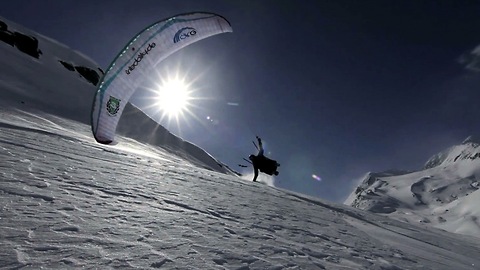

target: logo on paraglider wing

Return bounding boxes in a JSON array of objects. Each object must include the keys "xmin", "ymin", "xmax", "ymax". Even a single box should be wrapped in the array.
[
  {"xmin": 173, "ymin": 27, "xmax": 197, "ymax": 43},
  {"xmin": 106, "ymin": 96, "xmax": 121, "ymax": 116},
  {"xmin": 125, "ymin": 42, "xmax": 156, "ymax": 75}
]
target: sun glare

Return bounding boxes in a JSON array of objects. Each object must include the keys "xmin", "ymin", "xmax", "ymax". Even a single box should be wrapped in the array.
[
  {"xmin": 145, "ymin": 69, "xmax": 214, "ymax": 135},
  {"xmin": 156, "ymin": 79, "xmax": 191, "ymax": 117}
]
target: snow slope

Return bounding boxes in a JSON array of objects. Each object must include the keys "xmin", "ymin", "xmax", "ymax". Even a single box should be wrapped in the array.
[
  {"xmin": 345, "ymin": 137, "xmax": 480, "ymax": 237},
  {"xmin": 1, "ymin": 110, "xmax": 480, "ymax": 269},
  {"xmin": 2, "ymin": 15, "xmax": 480, "ymax": 269}
]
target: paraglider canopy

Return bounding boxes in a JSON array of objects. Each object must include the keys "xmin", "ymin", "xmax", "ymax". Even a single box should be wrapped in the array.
[{"xmin": 91, "ymin": 12, "xmax": 232, "ymax": 144}]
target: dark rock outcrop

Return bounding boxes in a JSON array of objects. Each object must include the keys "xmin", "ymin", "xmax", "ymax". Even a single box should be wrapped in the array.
[
  {"xmin": 0, "ymin": 20, "xmax": 41, "ymax": 58},
  {"xmin": 58, "ymin": 60, "xmax": 101, "ymax": 86}
]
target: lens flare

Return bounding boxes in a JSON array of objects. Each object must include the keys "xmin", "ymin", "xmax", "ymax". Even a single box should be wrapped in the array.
[{"xmin": 312, "ymin": 174, "xmax": 322, "ymax": 181}]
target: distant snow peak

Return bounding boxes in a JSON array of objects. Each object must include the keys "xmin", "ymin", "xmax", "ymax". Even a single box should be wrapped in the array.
[
  {"xmin": 423, "ymin": 136, "xmax": 480, "ymax": 169},
  {"xmin": 345, "ymin": 169, "xmax": 410, "ymax": 208},
  {"xmin": 424, "ymin": 148, "xmax": 451, "ymax": 169},
  {"xmin": 347, "ymin": 136, "xmax": 480, "ymax": 237},
  {"xmin": 355, "ymin": 170, "xmax": 409, "ymax": 193},
  {"xmin": 462, "ymin": 135, "xmax": 480, "ymax": 145}
]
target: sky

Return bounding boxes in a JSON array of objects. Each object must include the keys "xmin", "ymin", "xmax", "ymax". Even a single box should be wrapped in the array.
[{"xmin": 2, "ymin": 0, "xmax": 480, "ymax": 202}]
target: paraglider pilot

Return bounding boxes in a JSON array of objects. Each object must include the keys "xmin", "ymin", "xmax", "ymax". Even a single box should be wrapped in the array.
[{"xmin": 249, "ymin": 136, "xmax": 279, "ymax": 181}]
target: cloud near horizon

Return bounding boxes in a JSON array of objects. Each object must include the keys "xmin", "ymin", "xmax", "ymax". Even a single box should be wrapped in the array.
[{"xmin": 458, "ymin": 44, "xmax": 480, "ymax": 72}]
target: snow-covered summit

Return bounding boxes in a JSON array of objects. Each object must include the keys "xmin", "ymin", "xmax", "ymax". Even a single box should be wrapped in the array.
[
  {"xmin": 424, "ymin": 136, "xmax": 480, "ymax": 169},
  {"xmin": 343, "ymin": 170, "xmax": 410, "ymax": 206},
  {"xmin": 462, "ymin": 135, "xmax": 480, "ymax": 145},
  {"xmin": 346, "ymin": 137, "xmax": 480, "ymax": 237}
]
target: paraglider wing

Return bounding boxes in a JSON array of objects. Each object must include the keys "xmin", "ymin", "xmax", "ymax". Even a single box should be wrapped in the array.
[{"xmin": 91, "ymin": 12, "xmax": 232, "ymax": 144}]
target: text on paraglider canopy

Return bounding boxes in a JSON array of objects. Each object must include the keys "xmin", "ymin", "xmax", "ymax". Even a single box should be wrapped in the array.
[{"xmin": 125, "ymin": 42, "xmax": 156, "ymax": 75}]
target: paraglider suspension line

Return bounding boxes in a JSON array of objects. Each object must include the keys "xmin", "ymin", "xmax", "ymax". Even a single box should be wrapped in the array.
[
  {"xmin": 243, "ymin": 158, "xmax": 252, "ymax": 165},
  {"xmin": 252, "ymin": 141, "xmax": 259, "ymax": 150}
]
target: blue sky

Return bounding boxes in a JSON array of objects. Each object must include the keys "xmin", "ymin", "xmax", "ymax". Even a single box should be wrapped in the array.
[{"xmin": 2, "ymin": 0, "xmax": 480, "ymax": 202}]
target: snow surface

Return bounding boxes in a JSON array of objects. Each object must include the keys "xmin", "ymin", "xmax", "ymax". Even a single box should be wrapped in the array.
[{"xmin": 2, "ymin": 16, "xmax": 480, "ymax": 269}]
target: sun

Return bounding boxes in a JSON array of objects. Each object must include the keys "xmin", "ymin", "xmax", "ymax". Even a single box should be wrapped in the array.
[{"xmin": 156, "ymin": 79, "xmax": 191, "ymax": 117}]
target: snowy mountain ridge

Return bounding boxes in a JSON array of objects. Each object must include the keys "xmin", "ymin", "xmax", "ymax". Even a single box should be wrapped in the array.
[
  {"xmin": 346, "ymin": 137, "xmax": 480, "ymax": 237},
  {"xmin": 424, "ymin": 137, "xmax": 480, "ymax": 169}
]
